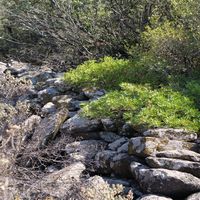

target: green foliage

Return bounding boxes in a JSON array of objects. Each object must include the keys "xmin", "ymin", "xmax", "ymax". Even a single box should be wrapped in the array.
[
  {"xmin": 82, "ymin": 83, "xmax": 200, "ymax": 132},
  {"xmin": 64, "ymin": 56, "xmax": 168, "ymax": 90}
]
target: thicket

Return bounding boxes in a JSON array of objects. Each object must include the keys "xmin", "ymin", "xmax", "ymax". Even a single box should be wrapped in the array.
[{"xmin": 0, "ymin": 0, "xmax": 200, "ymax": 131}]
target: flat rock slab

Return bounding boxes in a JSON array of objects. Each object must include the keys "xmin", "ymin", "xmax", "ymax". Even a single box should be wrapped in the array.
[
  {"xmin": 155, "ymin": 150, "xmax": 200, "ymax": 162},
  {"xmin": 137, "ymin": 194, "xmax": 173, "ymax": 200},
  {"xmin": 146, "ymin": 157, "xmax": 200, "ymax": 178},
  {"xmin": 128, "ymin": 137, "xmax": 198, "ymax": 157},
  {"xmin": 130, "ymin": 162, "xmax": 200, "ymax": 198},
  {"xmin": 143, "ymin": 128, "xmax": 197, "ymax": 142}
]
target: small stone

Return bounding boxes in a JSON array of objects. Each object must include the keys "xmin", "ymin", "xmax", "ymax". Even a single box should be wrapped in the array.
[
  {"xmin": 117, "ymin": 142, "xmax": 129, "ymax": 153},
  {"xmin": 41, "ymin": 102, "xmax": 57, "ymax": 115},
  {"xmin": 101, "ymin": 118, "xmax": 118, "ymax": 132},
  {"xmin": 99, "ymin": 132, "xmax": 121, "ymax": 142},
  {"xmin": 108, "ymin": 137, "xmax": 128, "ymax": 151}
]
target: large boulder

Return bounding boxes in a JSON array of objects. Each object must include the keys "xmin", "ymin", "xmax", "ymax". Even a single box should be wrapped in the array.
[
  {"xmin": 137, "ymin": 194, "xmax": 173, "ymax": 200},
  {"xmin": 130, "ymin": 162, "xmax": 200, "ymax": 198},
  {"xmin": 146, "ymin": 157, "xmax": 200, "ymax": 178},
  {"xmin": 34, "ymin": 162, "xmax": 85, "ymax": 199},
  {"xmin": 143, "ymin": 128, "xmax": 197, "ymax": 142},
  {"xmin": 76, "ymin": 175, "xmax": 134, "ymax": 200},
  {"xmin": 128, "ymin": 137, "xmax": 198, "ymax": 157},
  {"xmin": 60, "ymin": 114, "xmax": 102, "ymax": 138},
  {"xmin": 155, "ymin": 150, "xmax": 200, "ymax": 162},
  {"xmin": 28, "ymin": 108, "xmax": 68, "ymax": 149}
]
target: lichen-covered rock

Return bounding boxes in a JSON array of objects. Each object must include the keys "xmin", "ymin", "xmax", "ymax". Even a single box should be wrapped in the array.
[
  {"xmin": 77, "ymin": 175, "xmax": 134, "ymax": 200},
  {"xmin": 29, "ymin": 108, "xmax": 68, "ymax": 148},
  {"xmin": 95, "ymin": 150, "xmax": 117, "ymax": 174},
  {"xmin": 128, "ymin": 137, "xmax": 198, "ymax": 157},
  {"xmin": 143, "ymin": 128, "xmax": 197, "ymax": 142},
  {"xmin": 60, "ymin": 114, "xmax": 102, "ymax": 136},
  {"xmin": 155, "ymin": 150, "xmax": 200, "ymax": 162},
  {"xmin": 130, "ymin": 161, "xmax": 200, "ymax": 197},
  {"xmin": 137, "ymin": 194, "xmax": 173, "ymax": 200},
  {"xmin": 186, "ymin": 192, "xmax": 200, "ymax": 200},
  {"xmin": 146, "ymin": 157, "xmax": 200, "ymax": 178},
  {"xmin": 35, "ymin": 162, "xmax": 85, "ymax": 199},
  {"xmin": 65, "ymin": 140, "xmax": 107, "ymax": 163},
  {"xmin": 128, "ymin": 137, "xmax": 160, "ymax": 157}
]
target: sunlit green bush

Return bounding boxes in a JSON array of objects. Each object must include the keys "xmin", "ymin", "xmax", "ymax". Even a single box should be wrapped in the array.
[
  {"xmin": 64, "ymin": 56, "xmax": 168, "ymax": 90},
  {"xmin": 82, "ymin": 83, "xmax": 200, "ymax": 132}
]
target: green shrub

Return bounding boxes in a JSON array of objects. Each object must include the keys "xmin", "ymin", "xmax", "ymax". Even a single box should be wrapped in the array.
[
  {"xmin": 64, "ymin": 56, "xmax": 168, "ymax": 90},
  {"xmin": 82, "ymin": 83, "xmax": 200, "ymax": 132}
]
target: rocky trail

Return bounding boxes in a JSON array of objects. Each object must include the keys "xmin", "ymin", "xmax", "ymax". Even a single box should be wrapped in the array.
[{"xmin": 0, "ymin": 61, "xmax": 200, "ymax": 200}]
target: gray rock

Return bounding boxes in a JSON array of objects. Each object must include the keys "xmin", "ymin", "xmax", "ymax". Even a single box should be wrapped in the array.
[
  {"xmin": 52, "ymin": 95, "xmax": 73, "ymax": 108},
  {"xmin": 29, "ymin": 108, "xmax": 68, "ymax": 149},
  {"xmin": 0, "ymin": 62, "xmax": 7, "ymax": 74},
  {"xmin": 120, "ymin": 123, "xmax": 137, "ymax": 137},
  {"xmin": 143, "ymin": 128, "xmax": 197, "ymax": 142},
  {"xmin": 108, "ymin": 137, "xmax": 128, "ymax": 151},
  {"xmin": 155, "ymin": 150, "xmax": 200, "ymax": 162},
  {"xmin": 101, "ymin": 118, "xmax": 118, "ymax": 132},
  {"xmin": 128, "ymin": 137, "xmax": 198, "ymax": 157},
  {"xmin": 146, "ymin": 157, "xmax": 200, "ymax": 178},
  {"xmin": 41, "ymin": 102, "xmax": 57, "ymax": 115},
  {"xmin": 95, "ymin": 150, "xmax": 117, "ymax": 174},
  {"xmin": 65, "ymin": 140, "xmax": 107, "ymax": 163},
  {"xmin": 137, "ymin": 194, "xmax": 173, "ymax": 200},
  {"xmin": 83, "ymin": 88, "xmax": 105, "ymax": 99},
  {"xmin": 130, "ymin": 162, "xmax": 200, "ymax": 197},
  {"xmin": 60, "ymin": 114, "xmax": 102, "ymax": 135},
  {"xmin": 99, "ymin": 132, "xmax": 121, "ymax": 142},
  {"xmin": 35, "ymin": 162, "xmax": 85, "ymax": 199},
  {"xmin": 110, "ymin": 153, "xmax": 143, "ymax": 178},
  {"xmin": 38, "ymin": 87, "xmax": 60, "ymax": 103},
  {"xmin": 186, "ymin": 192, "xmax": 200, "ymax": 200},
  {"xmin": 117, "ymin": 142, "xmax": 129, "ymax": 153}
]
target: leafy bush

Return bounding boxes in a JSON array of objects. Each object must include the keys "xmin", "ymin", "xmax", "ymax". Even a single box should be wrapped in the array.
[
  {"xmin": 64, "ymin": 56, "xmax": 168, "ymax": 90},
  {"xmin": 82, "ymin": 83, "xmax": 200, "ymax": 132}
]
